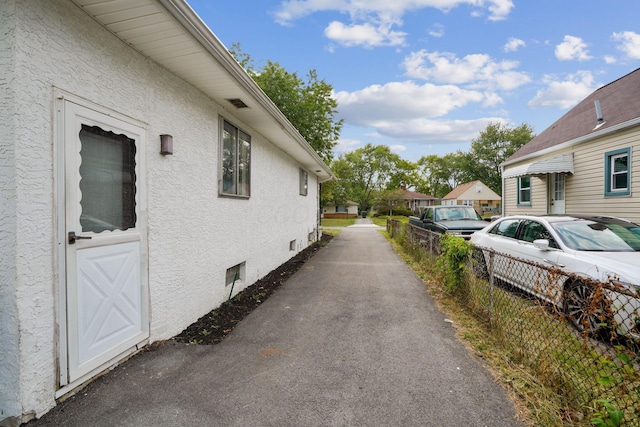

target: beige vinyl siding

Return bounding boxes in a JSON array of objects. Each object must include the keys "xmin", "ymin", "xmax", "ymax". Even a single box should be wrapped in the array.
[
  {"xmin": 566, "ymin": 127, "xmax": 640, "ymax": 221},
  {"xmin": 503, "ymin": 174, "xmax": 547, "ymax": 215},
  {"xmin": 503, "ymin": 125, "xmax": 640, "ymax": 222}
]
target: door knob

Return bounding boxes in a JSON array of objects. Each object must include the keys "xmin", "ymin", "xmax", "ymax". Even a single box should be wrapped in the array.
[{"xmin": 68, "ymin": 231, "xmax": 92, "ymax": 244}]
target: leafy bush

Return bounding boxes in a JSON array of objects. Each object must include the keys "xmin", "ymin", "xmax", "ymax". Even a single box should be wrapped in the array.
[
  {"xmin": 391, "ymin": 207, "xmax": 414, "ymax": 217},
  {"xmin": 436, "ymin": 235, "xmax": 471, "ymax": 293}
]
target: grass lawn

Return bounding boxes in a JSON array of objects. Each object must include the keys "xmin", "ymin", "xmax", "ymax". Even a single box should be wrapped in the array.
[
  {"xmin": 321, "ymin": 215, "xmax": 410, "ymax": 228},
  {"xmin": 320, "ymin": 218, "xmax": 357, "ymax": 227}
]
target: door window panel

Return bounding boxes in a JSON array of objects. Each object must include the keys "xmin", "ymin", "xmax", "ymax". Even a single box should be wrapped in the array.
[
  {"xmin": 79, "ymin": 124, "xmax": 136, "ymax": 233},
  {"xmin": 490, "ymin": 219, "xmax": 520, "ymax": 238},
  {"xmin": 520, "ymin": 220, "xmax": 558, "ymax": 248}
]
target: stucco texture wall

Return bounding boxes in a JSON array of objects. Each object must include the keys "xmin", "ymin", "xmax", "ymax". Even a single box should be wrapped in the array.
[
  {"xmin": 5, "ymin": 0, "xmax": 322, "ymax": 421},
  {"xmin": 1, "ymin": 1, "xmax": 23, "ymax": 423}
]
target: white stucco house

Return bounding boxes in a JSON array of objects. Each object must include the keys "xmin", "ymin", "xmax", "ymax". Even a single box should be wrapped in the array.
[{"xmin": 0, "ymin": 0, "xmax": 334, "ymax": 424}]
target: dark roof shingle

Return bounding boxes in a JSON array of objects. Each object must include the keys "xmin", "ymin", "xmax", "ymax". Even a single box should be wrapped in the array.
[{"xmin": 508, "ymin": 67, "xmax": 640, "ymax": 162}]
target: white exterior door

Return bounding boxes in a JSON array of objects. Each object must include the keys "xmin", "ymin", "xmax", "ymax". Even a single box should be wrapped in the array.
[
  {"xmin": 549, "ymin": 173, "xmax": 565, "ymax": 214},
  {"xmin": 62, "ymin": 99, "xmax": 149, "ymax": 384}
]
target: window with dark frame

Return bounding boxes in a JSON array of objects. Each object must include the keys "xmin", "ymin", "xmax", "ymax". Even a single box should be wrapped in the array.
[
  {"xmin": 299, "ymin": 168, "xmax": 308, "ymax": 196},
  {"xmin": 605, "ymin": 148, "xmax": 631, "ymax": 196},
  {"xmin": 221, "ymin": 120, "xmax": 250, "ymax": 197}
]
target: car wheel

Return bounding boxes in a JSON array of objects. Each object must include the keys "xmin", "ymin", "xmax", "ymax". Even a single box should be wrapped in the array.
[{"xmin": 563, "ymin": 280, "xmax": 610, "ymax": 337}]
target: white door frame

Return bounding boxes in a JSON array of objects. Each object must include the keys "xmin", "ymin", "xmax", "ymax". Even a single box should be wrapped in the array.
[
  {"xmin": 548, "ymin": 173, "xmax": 566, "ymax": 214},
  {"xmin": 55, "ymin": 90, "xmax": 149, "ymax": 393}
]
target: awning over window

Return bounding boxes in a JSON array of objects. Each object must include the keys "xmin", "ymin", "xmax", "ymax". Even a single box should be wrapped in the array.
[{"xmin": 503, "ymin": 153, "xmax": 574, "ymax": 179}]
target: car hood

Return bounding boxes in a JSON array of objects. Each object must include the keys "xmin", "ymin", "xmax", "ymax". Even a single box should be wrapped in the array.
[
  {"xmin": 576, "ymin": 251, "xmax": 640, "ymax": 287},
  {"xmin": 439, "ymin": 219, "xmax": 488, "ymax": 230}
]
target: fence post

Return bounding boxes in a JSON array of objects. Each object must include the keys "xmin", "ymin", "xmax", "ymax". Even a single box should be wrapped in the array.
[{"xmin": 488, "ymin": 251, "xmax": 494, "ymax": 328}]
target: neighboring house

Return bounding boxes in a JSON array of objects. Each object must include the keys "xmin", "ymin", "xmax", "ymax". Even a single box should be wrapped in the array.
[
  {"xmin": 400, "ymin": 186, "xmax": 438, "ymax": 214},
  {"xmin": 0, "ymin": 0, "xmax": 333, "ymax": 424},
  {"xmin": 502, "ymin": 68, "xmax": 640, "ymax": 222},
  {"xmin": 441, "ymin": 181, "xmax": 501, "ymax": 215},
  {"xmin": 323, "ymin": 201, "xmax": 359, "ymax": 218}
]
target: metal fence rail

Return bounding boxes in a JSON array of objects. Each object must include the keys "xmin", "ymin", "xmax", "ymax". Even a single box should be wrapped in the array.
[{"xmin": 389, "ymin": 220, "xmax": 640, "ymax": 425}]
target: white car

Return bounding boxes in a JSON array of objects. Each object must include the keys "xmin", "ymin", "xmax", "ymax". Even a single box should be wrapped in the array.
[{"xmin": 470, "ymin": 215, "xmax": 640, "ymax": 339}]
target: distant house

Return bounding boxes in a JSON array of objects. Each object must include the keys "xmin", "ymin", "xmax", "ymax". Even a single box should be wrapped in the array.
[
  {"xmin": 502, "ymin": 68, "xmax": 640, "ymax": 222},
  {"xmin": 400, "ymin": 186, "xmax": 438, "ymax": 214},
  {"xmin": 0, "ymin": 0, "xmax": 333, "ymax": 423},
  {"xmin": 441, "ymin": 181, "xmax": 501, "ymax": 215},
  {"xmin": 323, "ymin": 201, "xmax": 359, "ymax": 218}
]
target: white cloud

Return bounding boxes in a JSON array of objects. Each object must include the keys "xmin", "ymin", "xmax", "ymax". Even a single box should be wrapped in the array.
[
  {"xmin": 370, "ymin": 117, "xmax": 506, "ymax": 142},
  {"xmin": 402, "ymin": 50, "xmax": 530, "ymax": 91},
  {"xmin": 333, "ymin": 81, "xmax": 508, "ymax": 143},
  {"xmin": 612, "ymin": 31, "xmax": 640, "ymax": 59},
  {"xmin": 485, "ymin": 0, "xmax": 514, "ymax": 21},
  {"xmin": 604, "ymin": 55, "xmax": 617, "ymax": 64},
  {"xmin": 527, "ymin": 71, "xmax": 597, "ymax": 109},
  {"xmin": 335, "ymin": 80, "xmax": 487, "ymax": 123},
  {"xmin": 428, "ymin": 23, "xmax": 445, "ymax": 38},
  {"xmin": 324, "ymin": 20, "xmax": 407, "ymax": 47},
  {"xmin": 389, "ymin": 144, "xmax": 407, "ymax": 153},
  {"xmin": 275, "ymin": 0, "xmax": 514, "ymax": 47},
  {"xmin": 504, "ymin": 37, "xmax": 525, "ymax": 52},
  {"xmin": 274, "ymin": 0, "xmax": 514, "ymax": 28},
  {"xmin": 555, "ymin": 35, "xmax": 592, "ymax": 61},
  {"xmin": 334, "ymin": 138, "xmax": 363, "ymax": 154}
]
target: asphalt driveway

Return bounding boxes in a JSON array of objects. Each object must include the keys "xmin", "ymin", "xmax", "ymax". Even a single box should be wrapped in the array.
[{"xmin": 29, "ymin": 222, "xmax": 524, "ymax": 427}]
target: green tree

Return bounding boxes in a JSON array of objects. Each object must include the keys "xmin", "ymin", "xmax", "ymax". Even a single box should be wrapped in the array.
[
  {"xmin": 332, "ymin": 144, "xmax": 404, "ymax": 212},
  {"xmin": 385, "ymin": 159, "xmax": 423, "ymax": 191},
  {"xmin": 466, "ymin": 122, "xmax": 535, "ymax": 194},
  {"xmin": 372, "ymin": 189, "xmax": 406, "ymax": 215},
  {"xmin": 416, "ymin": 152, "xmax": 469, "ymax": 198},
  {"xmin": 415, "ymin": 122, "xmax": 535, "ymax": 198},
  {"xmin": 230, "ymin": 43, "xmax": 343, "ymax": 163}
]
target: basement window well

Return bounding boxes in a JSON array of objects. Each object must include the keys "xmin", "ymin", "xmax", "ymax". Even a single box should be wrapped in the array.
[{"xmin": 225, "ymin": 262, "xmax": 245, "ymax": 288}]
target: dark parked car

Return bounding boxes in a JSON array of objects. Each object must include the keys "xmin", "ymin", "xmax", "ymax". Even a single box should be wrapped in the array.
[{"xmin": 409, "ymin": 206, "xmax": 488, "ymax": 239}]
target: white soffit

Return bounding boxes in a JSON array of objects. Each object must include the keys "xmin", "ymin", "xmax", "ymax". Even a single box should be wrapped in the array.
[
  {"xmin": 69, "ymin": 0, "xmax": 334, "ymax": 181},
  {"xmin": 503, "ymin": 154, "xmax": 574, "ymax": 179}
]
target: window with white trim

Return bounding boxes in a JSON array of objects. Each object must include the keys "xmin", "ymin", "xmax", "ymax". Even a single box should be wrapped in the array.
[
  {"xmin": 221, "ymin": 119, "xmax": 250, "ymax": 197},
  {"xmin": 605, "ymin": 148, "xmax": 630, "ymax": 196},
  {"xmin": 517, "ymin": 176, "xmax": 531, "ymax": 205}
]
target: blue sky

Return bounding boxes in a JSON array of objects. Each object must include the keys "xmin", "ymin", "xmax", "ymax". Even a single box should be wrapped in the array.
[{"xmin": 187, "ymin": 0, "xmax": 640, "ymax": 162}]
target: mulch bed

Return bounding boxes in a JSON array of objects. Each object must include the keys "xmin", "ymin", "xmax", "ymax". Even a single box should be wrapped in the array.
[{"xmin": 173, "ymin": 233, "xmax": 333, "ymax": 345}]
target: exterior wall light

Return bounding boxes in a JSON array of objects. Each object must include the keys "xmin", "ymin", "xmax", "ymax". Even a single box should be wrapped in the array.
[{"xmin": 160, "ymin": 134, "xmax": 173, "ymax": 155}]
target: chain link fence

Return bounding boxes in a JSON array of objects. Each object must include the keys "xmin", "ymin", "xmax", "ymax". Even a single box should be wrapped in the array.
[{"xmin": 388, "ymin": 219, "xmax": 640, "ymax": 426}]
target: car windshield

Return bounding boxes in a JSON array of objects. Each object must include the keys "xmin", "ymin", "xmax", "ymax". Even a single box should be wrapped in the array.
[
  {"xmin": 552, "ymin": 220, "xmax": 640, "ymax": 251},
  {"xmin": 435, "ymin": 207, "xmax": 482, "ymax": 221}
]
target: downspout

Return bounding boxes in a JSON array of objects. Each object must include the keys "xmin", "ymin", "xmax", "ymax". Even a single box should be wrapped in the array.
[{"xmin": 317, "ymin": 181, "xmax": 321, "ymax": 241}]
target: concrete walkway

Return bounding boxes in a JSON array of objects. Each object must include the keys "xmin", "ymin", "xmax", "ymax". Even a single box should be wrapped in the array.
[{"xmin": 29, "ymin": 226, "xmax": 524, "ymax": 427}]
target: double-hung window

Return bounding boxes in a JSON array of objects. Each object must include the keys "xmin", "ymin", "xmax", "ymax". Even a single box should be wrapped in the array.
[
  {"xmin": 517, "ymin": 176, "xmax": 531, "ymax": 205},
  {"xmin": 221, "ymin": 120, "xmax": 250, "ymax": 197},
  {"xmin": 605, "ymin": 148, "xmax": 631, "ymax": 196}
]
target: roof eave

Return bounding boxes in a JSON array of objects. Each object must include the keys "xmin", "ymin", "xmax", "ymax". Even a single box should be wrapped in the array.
[
  {"xmin": 71, "ymin": 0, "xmax": 335, "ymax": 182},
  {"xmin": 503, "ymin": 117, "xmax": 640, "ymax": 167},
  {"xmin": 159, "ymin": 0, "xmax": 335, "ymax": 181}
]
